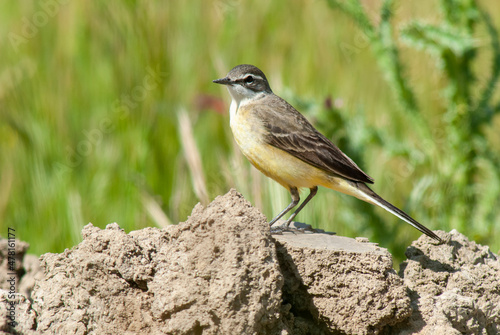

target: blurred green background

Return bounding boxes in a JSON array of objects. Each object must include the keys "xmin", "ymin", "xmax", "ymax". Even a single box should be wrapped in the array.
[{"xmin": 1, "ymin": 0, "xmax": 499, "ymax": 263}]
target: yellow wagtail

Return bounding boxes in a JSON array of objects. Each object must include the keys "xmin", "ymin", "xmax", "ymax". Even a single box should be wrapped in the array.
[{"xmin": 213, "ymin": 64, "xmax": 441, "ymax": 242}]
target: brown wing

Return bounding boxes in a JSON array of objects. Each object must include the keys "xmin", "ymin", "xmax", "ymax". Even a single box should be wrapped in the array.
[{"xmin": 254, "ymin": 95, "xmax": 374, "ymax": 184}]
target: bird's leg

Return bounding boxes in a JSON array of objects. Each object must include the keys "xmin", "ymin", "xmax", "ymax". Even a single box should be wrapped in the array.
[
  {"xmin": 284, "ymin": 186, "xmax": 318, "ymax": 227},
  {"xmin": 268, "ymin": 187, "xmax": 299, "ymax": 226}
]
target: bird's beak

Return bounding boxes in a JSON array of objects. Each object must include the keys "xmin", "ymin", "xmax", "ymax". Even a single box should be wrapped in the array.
[{"xmin": 213, "ymin": 77, "xmax": 232, "ymax": 85}]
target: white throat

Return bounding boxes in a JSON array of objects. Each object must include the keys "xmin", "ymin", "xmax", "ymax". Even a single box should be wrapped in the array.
[{"xmin": 226, "ymin": 85, "xmax": 265, "ymax": 124}]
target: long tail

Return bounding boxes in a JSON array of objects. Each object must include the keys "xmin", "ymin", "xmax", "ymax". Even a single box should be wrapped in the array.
[{"xmin": 354, "ymin": 182, "xmax": 442, "ymax": 242}]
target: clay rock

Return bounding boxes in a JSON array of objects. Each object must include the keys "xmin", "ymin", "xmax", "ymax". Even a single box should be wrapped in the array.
[
  {"xmin": 148, "ymin": 190, "xmax": 284, "ymax": 334},
  {"xmin": 274, "ymin": 233, "xmax": 411, "ymax": 334},
  {"xmin": 395, "ymin": 229, "xmax": 500, "ymax": 334},
  {"xmin": 32, "ymin": 189, "xmax": 284, "ymax": 335}
]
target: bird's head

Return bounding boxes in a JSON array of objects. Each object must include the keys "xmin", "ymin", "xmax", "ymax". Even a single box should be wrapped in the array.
[{"xmin": 213, "ymin": 64, "xmax": 273, "ymax": 104}]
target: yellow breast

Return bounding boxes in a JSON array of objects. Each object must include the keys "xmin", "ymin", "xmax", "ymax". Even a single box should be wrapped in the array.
[{"xmin": 230, "ymin": 103, "xmax": 332, "ymax": 190}]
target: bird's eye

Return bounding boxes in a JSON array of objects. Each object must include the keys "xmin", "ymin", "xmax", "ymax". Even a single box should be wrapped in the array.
[{"xmin": 244, "ymin": 76, "xmax": 254, "ymax": 84}]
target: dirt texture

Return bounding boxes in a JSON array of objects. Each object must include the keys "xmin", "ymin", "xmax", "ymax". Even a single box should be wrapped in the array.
[
  {"xmin": 32, "ymin": 190, "xmax": 284, "ymax": 335},
  {"xmin": 392, "ymin": 229, "xmax": 500, "ymax": 334},
  {"xmin": 0, "ymin": 237, "xmax": 40, "ymax": 334},
  {"xmin": 274, "ymin": 233, "xmax": 411, "ymax": 334},
  {"xmin": 0, "ymin": 238, "xmax": 41, "ymax": 300},
  {"xmin": 1, "ymin": 189, "xmax": 499, "ymax": 335}
]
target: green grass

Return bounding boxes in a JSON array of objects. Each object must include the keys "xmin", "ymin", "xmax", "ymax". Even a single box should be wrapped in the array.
[{"xmin": 1, "ymin": 0, "xmax": 499, "ymax": 263}]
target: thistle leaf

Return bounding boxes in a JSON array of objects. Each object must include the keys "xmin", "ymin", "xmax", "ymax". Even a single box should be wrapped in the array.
[{"xmin": 400, "ymin": 22, "xmax": 475, "ymax": 56}]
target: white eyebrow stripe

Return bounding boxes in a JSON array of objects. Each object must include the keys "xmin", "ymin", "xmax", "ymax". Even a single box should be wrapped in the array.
[{"xmin": 238, "ymin": 74, "xmax": 264, "ymax": 81}]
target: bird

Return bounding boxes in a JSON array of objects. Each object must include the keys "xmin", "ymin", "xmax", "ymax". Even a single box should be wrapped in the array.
[{"xmin": 213, "ymin": 64, "xmax": 441, "ymax": 242}]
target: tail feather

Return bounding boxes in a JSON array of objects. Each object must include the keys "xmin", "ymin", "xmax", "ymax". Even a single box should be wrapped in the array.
[{"xmin": 356, "ymin": 183, "xmax": 442, "ymax": 243}]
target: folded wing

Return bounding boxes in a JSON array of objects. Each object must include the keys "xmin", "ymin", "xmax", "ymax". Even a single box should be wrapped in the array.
[{"xmin": 255, "ymin": 96, "xmax": 374, "ymax": 184}]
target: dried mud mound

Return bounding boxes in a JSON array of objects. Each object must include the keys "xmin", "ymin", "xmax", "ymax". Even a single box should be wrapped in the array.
[
  {"xmin": 33, "ymin": 190, "xmax": 284, "ymax": 335},
  {"xmin": 274, "ymin": 234, "xmax": 411, "ymax": 334},
  {"xmin": 1, "ymin": 189, "xmax": 500, "ymax": 335},
  {"xmin": 394, "ymin": 229, "xmax": 500, "ymax": 334}
]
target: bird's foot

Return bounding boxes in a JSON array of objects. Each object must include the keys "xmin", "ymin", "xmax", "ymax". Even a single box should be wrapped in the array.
[{"xmin": 269, "ymin": 220, "xmax": 319, "ymax": 235}]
